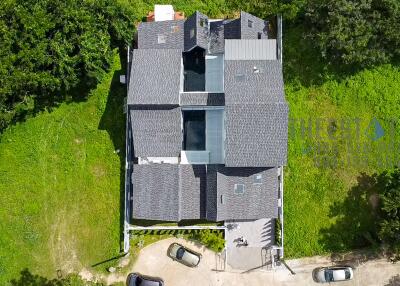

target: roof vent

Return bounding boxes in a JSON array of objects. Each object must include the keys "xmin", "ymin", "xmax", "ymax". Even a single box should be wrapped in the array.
[
  {"xmin": 235, "ymin": 73, "xmax": 245, "ymax": 81},
  {"xmin": 253, "ymin": 66, "xmax": 260, "ymax": 73},
  {"xmin": 234, "ymin": 184, "xmax": 245, "ymax": 194},
  {"xmin": 158, "ymin": 34, "xmax": 166, "ymax": 44},
  {"xmin": 254, "ymin": 174, "xmax": 263, "ymax": 184}
]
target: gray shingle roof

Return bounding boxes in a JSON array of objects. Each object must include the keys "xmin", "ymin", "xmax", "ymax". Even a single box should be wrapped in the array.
[
  {"xmin": 138, "ymin": 20, "xmax": 184, "ymax": 50},
  {"xmin": 224, "ymin": 60, "xmax": 285, "ymax": 104},
  {"xmin": 239, "ymin": 11, "xmax": 269, "ymax": 39},
  {"xmin": 128, "ymin": 49, "xmax": 182, "ymax": 105},
  {"xmin": 132, "ymin": 164, "xmax": 207, "ymax": 221},
  {"xmin": 225, "ymin": 103, "xmax": 288, "ymax": 167},
  {"xmin": 184, "ymin": 11, "xmax": 209, "ymax": 51},
  {"xmin": 179, "ymin": 165, "xmax": 206, "ymax": 220},
  {"xmin": 179, "ymin": 92, "xmax": 225, "ymax": 106},
  {"xmin": 214, "ymin": 166, "xmax": 279, "ymax": 221},
  {"xmin": 132, "ymin": 164, "xmax": 278, "ymax": 222},
  {"xmin": 209, "ymin": 20, "xmax": 225, "ymax": 54},
  {"xmin": 130, "ymin": 107, "xmax": 182, "ymax": 157},
  {"xmin": 132, "ymin": 164, "xmax": 180, "ymax": 221}
]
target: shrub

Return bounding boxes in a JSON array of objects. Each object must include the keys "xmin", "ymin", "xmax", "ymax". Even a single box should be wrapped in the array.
[{"xmin": 188, "ymin": 229, "xmax": 225, "ymax": 252}]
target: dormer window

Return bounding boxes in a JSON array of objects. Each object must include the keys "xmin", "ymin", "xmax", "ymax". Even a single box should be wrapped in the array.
[
  {"xmin": 157, "ymin": 34, "xmax": 166, "ymax": 44},
  {"xmin": 248, "ymin": 19, "xmax": 253, "ymax": 28}
]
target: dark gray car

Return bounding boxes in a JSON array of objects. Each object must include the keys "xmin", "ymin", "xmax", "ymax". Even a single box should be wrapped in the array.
[{"xmin": 126, "ymin": 273, "xmax": 164, "ymax": 286}]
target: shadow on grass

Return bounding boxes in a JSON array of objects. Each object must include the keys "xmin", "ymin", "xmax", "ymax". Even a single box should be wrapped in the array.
[
  {"xmin": 98, "ymin": 52, "xmax": 126, "ymax": 252},
  {"xmin": 9, "ymin": 268, "xmax": 98, "ymax": 286},
  {"xmin": 319, "ymin": 173, "xmax": 379, "ymax": 253},
  {"xmin": 319, "ymin": 172, "xmax": 392, "ymax": 256}
]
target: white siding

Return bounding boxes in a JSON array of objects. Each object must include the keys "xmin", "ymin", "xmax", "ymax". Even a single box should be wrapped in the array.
[
  {"xmin": 225, "ymin": 39, "xmax": 277, "ymax": 60},
  {"xmin": 205, "ymin": 54, "xmax": 224, "ymax": 92}
]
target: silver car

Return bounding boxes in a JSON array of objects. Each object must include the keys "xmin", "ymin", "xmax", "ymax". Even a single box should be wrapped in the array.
[
  {"xmin": 167, "ymin": 243, "xmax": 201, "ymax": 267},
  {"xmin": 313, "ymin": 266, "xmax": 354, "ymax": 283}
]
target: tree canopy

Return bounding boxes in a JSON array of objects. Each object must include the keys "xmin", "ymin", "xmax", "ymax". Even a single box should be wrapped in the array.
[
  {"xmin": 306, "ymin": 0, "xmax": 400, "ymax": 69},
  {"xmin": 0, "ymin": 0, "xmax": 135, "ymax": 130}
]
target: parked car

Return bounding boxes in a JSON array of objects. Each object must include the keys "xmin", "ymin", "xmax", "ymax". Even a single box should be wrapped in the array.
[
  {"xmin": 167, "ymin": 242, "xmax": 202, "ymax": 267},
  {"xmin": 126, "ymin": 273, "xmax": 164, "ymax": 286},
  {"xmin": 313, "ymin": 266, "xmax": 354, "ymax": 283}
]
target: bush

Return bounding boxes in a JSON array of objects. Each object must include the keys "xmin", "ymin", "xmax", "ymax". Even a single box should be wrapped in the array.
[{"xmin": 188, "ymin": 229, "xmax": 225, "ymax": 252}]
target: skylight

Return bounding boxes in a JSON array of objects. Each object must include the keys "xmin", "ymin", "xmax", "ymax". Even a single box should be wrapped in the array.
[{"xmin": 234, "ymin": 184, "xmax": 245, "ymax": 194}]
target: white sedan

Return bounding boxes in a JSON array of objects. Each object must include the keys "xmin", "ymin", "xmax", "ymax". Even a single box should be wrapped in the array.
[{"xmin": 313, "ymin": 266, "xmax": 354, "ymax": 283}]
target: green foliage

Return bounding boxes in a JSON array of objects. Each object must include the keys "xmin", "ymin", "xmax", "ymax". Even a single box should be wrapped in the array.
[
  {"xmin": 284, "ymin": 57, "xmax": 400, "ymax": 257},
  {"xmin": 188, "ymin": 230, "xmax": 225, "ymax": 252},
  {"xmin": 0, "ymin": 53, "xmax": 124, "ymax": 284},
  {"xmin": 10, "ymin": 270, "xmax": 107, "ymax": 286},
  {"xmin": 377, "ymin": 169, "xmax": 400, "ymax": 261},
  {"xmin": 306, "ymin": 0, "xmax": 400, "ymax": 69},
  {"xmin": 275, "ymin": 219, "xmax": 282, "ymax": 246},
  {"xmin": 0, "ymin": 0, "xmax": 135, "ymax": 130},
  {"xmin": 226, "ymin": 0, "xmax": 306, "ymax": 19}
]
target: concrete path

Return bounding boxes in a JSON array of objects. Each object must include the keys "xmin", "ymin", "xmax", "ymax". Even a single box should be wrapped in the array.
[{"xmin": 121, "ymin": 238, "xmax": 400, "ymax": 286}]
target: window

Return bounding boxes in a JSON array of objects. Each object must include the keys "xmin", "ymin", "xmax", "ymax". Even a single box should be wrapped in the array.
[
  {"xmin": 248, "ymin": 19, "xmax": 253, "ymax": 28},
  {"xmin": 200, "ymin": 18, "xmax": 207, "ymax": 27},
  {"xmin": 234, "ymin": 184, "xmax": 245, "ymax": 194},
  {"xmin": 258, "ymin": 32, "xmax": 262, "ymax": 39},
  {"xmin": 157, "ymin": 34, "xmax": 166, "ymax": 44},
  {"xmin": 190, "ymin": 28, "xmax": 195, "ymax": 39}
]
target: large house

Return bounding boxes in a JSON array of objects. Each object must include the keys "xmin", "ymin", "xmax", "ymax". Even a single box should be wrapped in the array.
[{"xmin": 125, "ymin": 8, "xmax": 288, "ymax": 224}]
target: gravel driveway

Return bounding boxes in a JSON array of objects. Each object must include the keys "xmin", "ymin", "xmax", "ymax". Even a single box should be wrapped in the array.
[{"xmin": 127, "ymin": 238, "xmax": 400, "ymax": 286}]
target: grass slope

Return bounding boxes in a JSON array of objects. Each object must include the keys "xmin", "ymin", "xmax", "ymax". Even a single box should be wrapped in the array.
[
  {"xmin": 283, "ymin": 26, "xmax": 400, "ymax": 257},
  {"xmin": 0, "ymin": 54, "xmax": 125, "ymax": 284}
]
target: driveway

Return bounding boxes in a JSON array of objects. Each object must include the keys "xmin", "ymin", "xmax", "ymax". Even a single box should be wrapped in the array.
[{"xmin": 125, "ymin": 238, "xmax": 400, "ymax": 286}]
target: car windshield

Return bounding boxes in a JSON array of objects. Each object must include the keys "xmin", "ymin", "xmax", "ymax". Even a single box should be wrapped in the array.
[
  {"xmin": 345, "ymin": 269, "xmax": 351, "ymax": 279},
  {"xmin": 325, "ymin": 270, "xmax": 334, "ymax": 282},
  {"xmin": 176, "ymin": 247, "xmax": 185, "ymax": 260}
]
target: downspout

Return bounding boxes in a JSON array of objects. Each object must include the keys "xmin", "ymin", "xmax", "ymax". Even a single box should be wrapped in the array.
[
  {"xmin": 123, "ymin": 46, "xmax": 131, "ymax": 253},
  {"xmin": 277, "ymin": 14, "xmax": 283, "ymax": 64}
]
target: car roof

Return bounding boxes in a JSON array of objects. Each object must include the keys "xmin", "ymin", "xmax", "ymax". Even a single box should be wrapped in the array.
[{"xmin": 331, "ymin": 269, "xmax": 346, "ymax": 281}]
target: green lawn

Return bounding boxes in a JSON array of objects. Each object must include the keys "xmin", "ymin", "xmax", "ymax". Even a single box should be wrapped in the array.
[
  {"xmin": 283, "ymin": 25, "xmax": 400, "ymax": 257},
  {"xmin": 0, "ymin": 53, "xmax": 125, "ymax": 284}
]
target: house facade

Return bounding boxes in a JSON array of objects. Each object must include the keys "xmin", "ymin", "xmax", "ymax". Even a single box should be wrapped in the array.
[{"xmin": 126, "ymin": 10, "xmax": 288, "ymax": 225}]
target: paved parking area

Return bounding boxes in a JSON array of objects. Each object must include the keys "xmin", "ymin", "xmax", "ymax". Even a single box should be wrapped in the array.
[{"xmin": 225, "ymin": 219, "xmax": 274, "ymax": 270}]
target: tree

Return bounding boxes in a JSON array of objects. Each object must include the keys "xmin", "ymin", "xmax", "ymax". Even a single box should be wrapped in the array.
[
  {"xmin": 377, "ymin": 169, "xmax": 400, "ymax": 261},
  {"xmin": 226, "ymin": 0, "xmax": 306, "ymax": 20},
  {"xmin": 306, "ymin": 0, "xmax": 400, "ymax": 68},
  {"xmin": 0, "ymin": 0, "xmax": 135, "ymax": 130}
]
